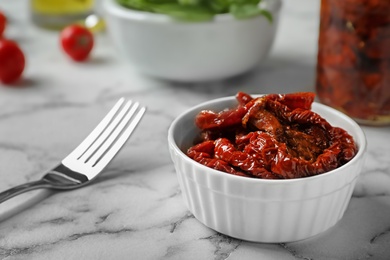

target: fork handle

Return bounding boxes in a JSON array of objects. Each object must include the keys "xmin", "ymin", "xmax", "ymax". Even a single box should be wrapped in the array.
[{"xmin": 0, "ymin": 179, "xmax": 50, "ymax": 204}]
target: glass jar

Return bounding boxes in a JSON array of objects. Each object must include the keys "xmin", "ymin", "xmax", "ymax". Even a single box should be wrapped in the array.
[
  {"xmin": 31, "ymin": 0, "xmax": 95, "ymax": 29},
  {"xmin": 316, "ymin": 0, "xmax": 390, "ymax": 126}
]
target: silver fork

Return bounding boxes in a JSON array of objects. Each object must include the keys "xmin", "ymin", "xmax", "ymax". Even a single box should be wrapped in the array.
[{"xmin": 0, "ymin": 98, "xmax": 146, "ymax": 204}]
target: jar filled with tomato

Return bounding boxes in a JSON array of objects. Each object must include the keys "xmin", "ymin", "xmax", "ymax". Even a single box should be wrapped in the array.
[{"xmin": 316, "ymin": 0, "xmax": 390, "ymax": 126}]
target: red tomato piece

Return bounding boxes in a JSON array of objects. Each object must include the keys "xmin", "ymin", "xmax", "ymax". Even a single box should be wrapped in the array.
[
  {"xmin": 0, "ymin": 39, "xmax": 25, "ymax": 84},
  {"xmin": 0, "ymin": 11, "xmax": 6, "ymax": 38},
  {"xmin": 60, "ymin": 25, "xmax": 94, "ymax": 61},
  {"xmin": 187, "ymin": 92, "xmax": 357, "ymax": 179}
]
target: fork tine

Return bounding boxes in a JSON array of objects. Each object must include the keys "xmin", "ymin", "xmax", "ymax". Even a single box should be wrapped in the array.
[
  {"xmin": 90, "ymin": 104, "xmax": 146, "ymax": 171},
  {"xmin": 85, "ymin": 101, "xmax": 138, "ymax": 164},
  {"xmin": 78, "ymin": 100, "xmax": 133, "ymax": 162},
  {"xmin": 67, "ymin": 98, "xmax": 126, "ymax": 160}
]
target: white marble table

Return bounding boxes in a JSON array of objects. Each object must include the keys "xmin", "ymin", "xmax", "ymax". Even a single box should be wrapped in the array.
[{"xmin": 1, "ymin": 0, "xmax": 390, "ymax": 259}]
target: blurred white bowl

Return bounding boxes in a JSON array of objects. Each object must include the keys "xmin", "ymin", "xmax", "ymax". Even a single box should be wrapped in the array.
[
  {"xmin": 168, "ymin": 95, "xmax": 367, "ymax": 243},
  {"xmin": 103, "ymin": 0, "xmax": 282, "ymax": 82}
]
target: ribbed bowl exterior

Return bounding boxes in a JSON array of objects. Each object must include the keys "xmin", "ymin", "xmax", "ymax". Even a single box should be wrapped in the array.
[{"xmin": 168, "ymin": 97, "xmax": 367, "ymax": 243}]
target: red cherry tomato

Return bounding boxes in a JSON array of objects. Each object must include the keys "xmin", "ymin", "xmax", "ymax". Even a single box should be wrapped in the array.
[
  {"xmin": 0, "ymin": 11, "xmax": 6, "ymax": 38},
  {"xmin": 60, "ymin": 25, "xmax": 94, "ymax": 61},
  {"xmin": 0, "ymin": 39, "xmax": 25, "ymax": 84}
]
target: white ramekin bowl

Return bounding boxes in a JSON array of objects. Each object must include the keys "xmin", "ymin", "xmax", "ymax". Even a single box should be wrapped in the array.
[
  {"xmin": 103, "ymin": 0, "xmax": 282, "ymax": 82},
  {"xmin": 168, "ymin": 95, "xmax": 367, "ymax": 243}
]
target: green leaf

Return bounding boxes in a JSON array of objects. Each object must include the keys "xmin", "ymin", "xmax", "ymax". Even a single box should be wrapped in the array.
[
  {"xmin": 147, "ymin": 0, "xmax": 175, "ymax": 3},
  {"xmin": 178, "ymin": 0, "xmax": 201, "ymax": 6},
  {"xmin": 230, "ymin": 3, "xmax": 272, "ymax": 22},
  {"xmin": 152, "ymin": 4, "xmax": 214, "ymax": 21},
  {"xmin": 116, "ymin": 0, "xmax": 156, "ymax": 12},
  {"xmin": 207, "ymin": 0, "xmax": 230, "ymax": 13},
  {"xmin": 116, "ymin": 0, "xmax": 273, "ymax": 22},
  {"xmin": 230, "ymin": 4, "xmax": 259, "ymax": 19},
  {"xmin": 258, "ymin": 9, "xmax": 273, "ymax": 23},
  {"xmin": 229, "ymin": 0, "xmax": 260, "ymax": 5}
]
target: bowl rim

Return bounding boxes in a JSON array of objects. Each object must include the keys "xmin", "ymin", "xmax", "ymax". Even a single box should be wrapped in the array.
[
  {"xmin": 103, "ymin": 0, "xmax": 282, "ymax": 24},
  {"xmin": 168, "ymin": 95, "xmax": 367, "ymax": 184}
]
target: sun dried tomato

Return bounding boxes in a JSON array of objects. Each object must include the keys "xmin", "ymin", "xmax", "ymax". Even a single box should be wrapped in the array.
[
  {"xmin": 187, "ymin": 92, "xmax": 357, "ymax": 179},
  {"xmin": 195, "ymin": 106, "xmax": 247, "ymax": 130},
  {"xmin": 187, "ymin": 140, "xmax": 250, "ymax": 177}
]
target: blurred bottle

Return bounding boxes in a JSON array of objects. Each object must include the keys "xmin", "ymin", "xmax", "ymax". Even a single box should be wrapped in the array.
[
  {"xmin": 31, "ymin": 0, "xmax": 95, "ymax": 29},
  {"xmin": 316, "ymin": 0, "xmax": 390, "ymax": 126}
]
